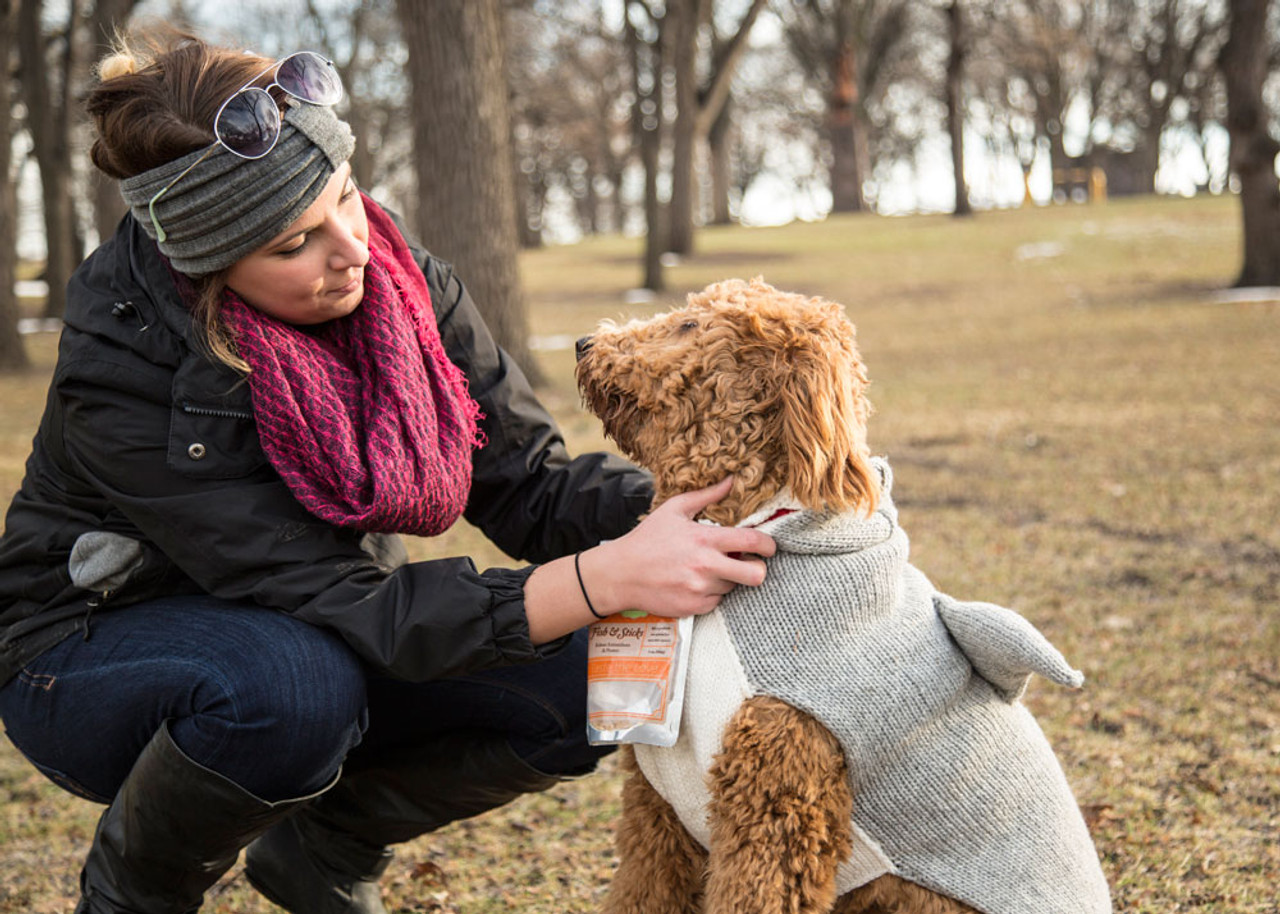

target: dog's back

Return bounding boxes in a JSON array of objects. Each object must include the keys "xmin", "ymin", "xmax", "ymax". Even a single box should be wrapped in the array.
[{"xmin": 635, "ymin": 460, "xmax": 1111, "ymax": 914}]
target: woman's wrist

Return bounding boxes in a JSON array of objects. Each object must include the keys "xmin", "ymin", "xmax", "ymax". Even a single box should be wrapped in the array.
[
  {"xmin": 575, "ymin": 540, "xmax": 634, "ymax": 619},
  {"xmin": 524, "ymin": 544, "xmax": 623, "ymax": 643},
  {"xmin": 573, "ymin": 551, "xmax": 607, "ymax": 620}
]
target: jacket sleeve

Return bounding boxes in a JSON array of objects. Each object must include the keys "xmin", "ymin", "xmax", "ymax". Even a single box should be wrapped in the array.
[
  {"xmin": 48, "ymin": 333, "xmax": 578, "ymax": 684},
  {"xmin": 423, "ymin": 256, "xmax": 654, "ymax": 562}
]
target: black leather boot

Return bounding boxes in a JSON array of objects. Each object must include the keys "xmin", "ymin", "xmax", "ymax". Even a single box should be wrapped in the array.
[
  {"xmin": 245, "ymin": 732, "xmax": 561, "ymax": 914},
  {"xmin": 244, "ymin": 812, "xmax": 393, "ymax": 914},
  {"xmin": 74, "ymin": 722, "xmax": 335, "ymax": 914}
]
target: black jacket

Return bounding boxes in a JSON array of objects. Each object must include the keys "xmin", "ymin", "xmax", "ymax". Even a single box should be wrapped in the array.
[{"xmin": 0, "ymin": 214, "xmax": 651, "ymax": 686}]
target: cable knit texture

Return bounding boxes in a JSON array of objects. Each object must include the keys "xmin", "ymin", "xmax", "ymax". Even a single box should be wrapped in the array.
[
  {"xmin": 635, "ymin": 459, "xmax": 1112, "ymax": 914},
  {"xmin": 222, "ymin": 195, "xmax": 484, "ymax": 536}
]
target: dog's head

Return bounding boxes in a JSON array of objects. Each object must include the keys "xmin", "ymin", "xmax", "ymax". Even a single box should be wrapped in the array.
[{"xmin": 576, "ymin": 277, "xmax": 878, "ymax": 526}]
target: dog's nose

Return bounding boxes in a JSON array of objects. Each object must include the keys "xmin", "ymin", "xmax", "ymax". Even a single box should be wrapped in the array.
[{"xmin": 575, "ymin": 336, "xmax": 593, "ymax": 361}]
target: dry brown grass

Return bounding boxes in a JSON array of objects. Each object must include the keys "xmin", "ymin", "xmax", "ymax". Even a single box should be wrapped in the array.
[{"xmin": 2, "ymin": 194, "xmax": 1277, "ymax": 913}]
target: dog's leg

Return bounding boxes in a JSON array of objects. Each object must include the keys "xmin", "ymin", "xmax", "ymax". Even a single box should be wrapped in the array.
[
  {"xmin": 602, "ymin": 746, "xmax": 708, "ymax": 914},
  {"xmin": 835, "ymin": 875, "xmax": 983, "ymax": 914},
  {"xmin": 704, "ymin": 696, "xmax": 854, "ymax": 914}
]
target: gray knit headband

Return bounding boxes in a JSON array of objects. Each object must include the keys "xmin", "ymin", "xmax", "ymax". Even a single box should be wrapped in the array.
[{"xmin": 120, "ymin": 101, "xmax": 355, "ymax": 276}]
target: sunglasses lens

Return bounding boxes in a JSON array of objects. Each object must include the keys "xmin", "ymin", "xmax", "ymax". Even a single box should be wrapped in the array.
[
  {"xmin": 276, "ymin": 52, "xmax": 343, "ymax": 106},
  {"xmin": 216, "ymin": 88, "xmax": 281, "ymax": 158}
]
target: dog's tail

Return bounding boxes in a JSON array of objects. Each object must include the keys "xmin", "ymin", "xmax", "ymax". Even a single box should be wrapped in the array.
[{"xmin": 934, "ymin": 593, "xmax": 1085, "ymax": 702}]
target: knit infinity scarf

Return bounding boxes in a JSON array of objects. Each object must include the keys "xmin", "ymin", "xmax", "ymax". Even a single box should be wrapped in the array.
[{"xmin": 222, "ymin": 195, "xmax": 483, "ymax": 536}]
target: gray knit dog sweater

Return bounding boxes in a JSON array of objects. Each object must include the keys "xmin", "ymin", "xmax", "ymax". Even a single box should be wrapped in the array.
[{"xmin": 635, "ymin": 459, "xmax": 1112, "ymax": 914}]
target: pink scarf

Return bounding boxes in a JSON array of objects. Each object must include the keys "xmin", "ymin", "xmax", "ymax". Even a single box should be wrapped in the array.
[{"xmin": 222, "ymin": 196, "xmax": 484, "ymax": 536}]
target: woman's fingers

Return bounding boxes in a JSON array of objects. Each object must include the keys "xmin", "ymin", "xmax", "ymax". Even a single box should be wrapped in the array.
[
  {"xmin": 714, "ymin": 524, "xmax": 778, "ymax": 559},
  {"xmin": 714, "ymin": 553, "xmax": 769, "ymax": 589},
  {"xmin": 597, "ymin": 480, "xmax": 778, "ymax": 618},
  {"xmin": 662, "ymin": 475, "xmax": 735, "ymax": 518}
]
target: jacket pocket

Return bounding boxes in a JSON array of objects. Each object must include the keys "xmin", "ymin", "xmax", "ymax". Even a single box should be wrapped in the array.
[{"xmin": 167, "ymin": 402, "xmax": 268, "ymax": 480}]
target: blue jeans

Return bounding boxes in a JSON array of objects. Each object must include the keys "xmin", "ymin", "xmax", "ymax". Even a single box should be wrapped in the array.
[{"xmin": 0, "ymin": 596, "xmax": 609, "ymax": 804}]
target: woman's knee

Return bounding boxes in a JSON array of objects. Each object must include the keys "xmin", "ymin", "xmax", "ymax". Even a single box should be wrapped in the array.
[
  {"xmin": 176, "ymin": 615, "xmax": 368, "ymax": 798},
  {"xmin": 250, "ymin": 616, "xmax": 367, "ymax": 733}
]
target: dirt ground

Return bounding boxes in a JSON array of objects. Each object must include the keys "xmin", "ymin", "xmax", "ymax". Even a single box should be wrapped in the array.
[{"xmin": 1, "ymin": 194, "xmax": 1276, "ymax": 912}]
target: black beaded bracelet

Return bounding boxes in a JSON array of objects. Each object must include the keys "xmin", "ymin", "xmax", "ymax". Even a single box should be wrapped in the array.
[{"xmin": 574, "ymin": 552, "xmax": 607, "ymax": 620}]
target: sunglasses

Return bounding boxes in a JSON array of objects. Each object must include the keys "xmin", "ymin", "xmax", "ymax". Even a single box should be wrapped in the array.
[{"xmin": 148, "ymin": 51, "xmax": 344, "ymax": 243}]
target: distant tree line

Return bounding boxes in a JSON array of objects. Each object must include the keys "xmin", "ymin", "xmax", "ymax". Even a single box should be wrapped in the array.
[{"xmin": 1, "ymin": 0, "xmax": 1277, "ymax": 372}]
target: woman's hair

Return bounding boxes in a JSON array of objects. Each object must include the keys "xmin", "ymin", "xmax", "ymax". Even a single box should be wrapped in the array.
[
  {"xmin": 87, "ymin": 30, "xmax": 271, "ymax": 180},
  {"xmin": 87, "ymin": 29, "xmax": 274, "ymax": 373}
]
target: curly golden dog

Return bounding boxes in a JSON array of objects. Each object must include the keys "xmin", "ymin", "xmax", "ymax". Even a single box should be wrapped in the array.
[{"xmin": 574, "ymin": 278, "xmax": 1111, "ymax": 914}]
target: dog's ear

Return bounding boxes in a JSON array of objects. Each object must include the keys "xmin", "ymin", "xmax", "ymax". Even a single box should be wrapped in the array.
[{"xmin": 775, "ymin": 318, "xmax": 879, "ymax": 517}]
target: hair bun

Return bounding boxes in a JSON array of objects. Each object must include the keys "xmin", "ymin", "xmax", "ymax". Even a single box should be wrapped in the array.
[{"xmin": 98, "ymin": 51, "xmax": 139, "ymax": 82}]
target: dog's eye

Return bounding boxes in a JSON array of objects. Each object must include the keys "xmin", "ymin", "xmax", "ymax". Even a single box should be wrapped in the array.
[{"xmin": 678, "ymin": 320, "xmax": 698, "ymax": 333}]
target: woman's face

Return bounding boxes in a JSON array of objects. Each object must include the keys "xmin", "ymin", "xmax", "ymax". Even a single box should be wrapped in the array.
[{"xmin": 225, "ymin": 163, "xmax": 370, "ymax": 325}]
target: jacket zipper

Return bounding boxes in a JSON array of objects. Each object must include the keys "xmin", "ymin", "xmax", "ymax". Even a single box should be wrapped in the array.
[
  {"xmin": 83, "ymin": 589, "xmax": 112, "ymax": 641},
  {"xmin": 181, "ymin": 403, "xmax": 254, "ymax": 421}
]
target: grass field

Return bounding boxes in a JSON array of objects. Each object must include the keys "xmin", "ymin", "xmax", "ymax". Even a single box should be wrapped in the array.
[{"xmin": 1, "ymin": 194, "xmax": 1277, "ymax": 912}]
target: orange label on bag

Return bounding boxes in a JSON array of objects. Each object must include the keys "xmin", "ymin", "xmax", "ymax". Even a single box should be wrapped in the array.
[{"xmin": 587, "ymin": 613, "xmax": 678, "ymax": 726}]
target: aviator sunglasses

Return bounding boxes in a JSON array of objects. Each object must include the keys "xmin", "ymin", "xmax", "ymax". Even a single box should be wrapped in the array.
[{"xmin": 148, "ymin": 51, "xmax": 344, "ymax": 243}]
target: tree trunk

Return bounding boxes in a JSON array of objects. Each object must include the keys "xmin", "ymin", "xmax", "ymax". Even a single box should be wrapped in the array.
[
  {"xmin": 946, "ymin": 1, "xmax": 972, "ymax": 217},
  {"xmin": 640, "ymin": 128, "xmax": 666, "ymax": 292},
  {"xmin": 18, "ymin": 0, "xmax": 80, "ymax": 320},
  {"xmin": 1221, "ymin": 0, "xmax": 1280, "ymax": 286},
  {"xmin": 306, "ymin": 0, "xmax": 381, "ymax": 192},
  {"xmin": 345, "ymin": 103, "xmax": 377, "ymax": 192},
  {"xmin": 668, "ymin": 0, "xmax": 764, "ymax": 250},
  {"xmin": 605, "ymin": 157, "xmax": 626, "ymax": 236},
  {"xmin": 828, "ymin": 41, "xmax": 865, "ymax": 213},
  {"xmin": 579, "ymin": 164, "xmax": 601, "ymax": 236},
  {"xmin": 667, "ymin": 0, "xmax": 702, "ymax": 256},
  {"xmin": 513, "ymin": 138, "xmax": 543, "ymax": 249},
  {"xmin": 0, "ymin": 0, "xmax": 30, "ymax": 369},
  {"xmin": 1134, "ymin": 132, "xmax": 1162, "ymax": 195},
  {"xmin": 708, "ymin": 97, "xmax": 733, "ymax": 225},
  {"xmin": 88, "ymin": 0, "xmax": 139, "ymax": 245},
  {"xmin": 596, "ymin": 102, "xmax": 624, "ymax": 235},
  {"xmin": 1129, "ymin": 104, "xmax": 1168, "ymax": 196},
  {"xmin": 92, "ymin": 168, "xmax": 127, "ymax": 246},
  {"xmin": 394, "ymin": 0, "xmax": 542, "ymax": 383},
  {"xmin": 517, "ymin": 173, "xmax": 545, "ymax": 249},
  {"xmin": 626, "ymin": 1, "xmax": 666, "ymax": 292}
]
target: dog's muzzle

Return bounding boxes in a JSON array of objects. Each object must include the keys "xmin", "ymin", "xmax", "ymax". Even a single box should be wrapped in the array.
[{"xmin": 575, "ymin": 336, "xmax": 593, "ymax": 361}]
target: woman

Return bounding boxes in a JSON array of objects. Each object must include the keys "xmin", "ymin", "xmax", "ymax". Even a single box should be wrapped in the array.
[{"xmin": 0, "ymin": 33, "xmax": 774, "ymax": 914}]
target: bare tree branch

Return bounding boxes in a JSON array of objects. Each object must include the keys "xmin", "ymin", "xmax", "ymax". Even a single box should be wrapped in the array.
[{"xmin": 695, "ymin": 0, "xmax": 767, "ymax": 136}]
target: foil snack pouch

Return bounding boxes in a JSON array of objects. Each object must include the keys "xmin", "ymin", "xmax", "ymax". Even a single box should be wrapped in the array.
[{"xmin": 586, "ymin": 611, "xmax": 692, "ymax": 747}]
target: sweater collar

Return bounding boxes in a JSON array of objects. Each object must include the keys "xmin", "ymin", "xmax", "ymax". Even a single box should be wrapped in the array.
[
  {"xmin": 736, "ymin": 490, "xmax": 803, "ymax": 531},
  {"xmin": 733, "ymin": 458, "xmax": 900, "ymax": 557}
]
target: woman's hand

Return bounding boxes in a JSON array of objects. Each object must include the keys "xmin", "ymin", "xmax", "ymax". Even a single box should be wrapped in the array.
[
  {"xmin": 523, "ymin": 478, "xmax": 776, "ymax": 643},
  {"xmin": 586, "ymin": 477, "xmax": 777, "ymax": 619}
]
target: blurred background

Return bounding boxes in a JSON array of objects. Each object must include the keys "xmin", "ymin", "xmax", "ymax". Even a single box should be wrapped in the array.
[
  {"xmin": 3, "ymin": 0, "xmax": 1279, "ymax": 378},
  {"xmin": 3, "ymin": 4, "xmax": 1279, "ymax": 912}
]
